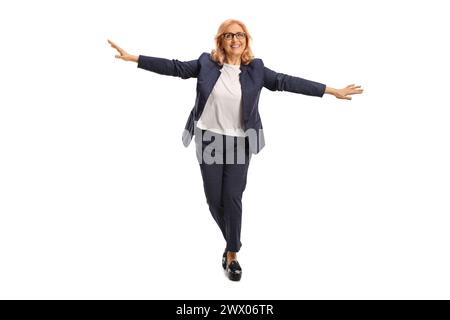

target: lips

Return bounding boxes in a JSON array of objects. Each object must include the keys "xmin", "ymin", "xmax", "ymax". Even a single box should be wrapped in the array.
[{"xmin": 231, "ymin": 45, "xmax": 241, "ymax": 48}]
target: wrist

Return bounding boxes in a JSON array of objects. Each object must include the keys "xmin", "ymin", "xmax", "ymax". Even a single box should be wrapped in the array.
[
  {"xmin": 128, "ymin": 54, "xmax": 139, "ymax": 62},
  {"xmin": 325, "ymin": 86, "xmax": 338, "ymax": 96}
]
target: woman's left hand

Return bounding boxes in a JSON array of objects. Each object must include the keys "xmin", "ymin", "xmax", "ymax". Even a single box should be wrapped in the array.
[{"xmin": 326, "ymin": 84, "xmax": 364, "ymax": 100}]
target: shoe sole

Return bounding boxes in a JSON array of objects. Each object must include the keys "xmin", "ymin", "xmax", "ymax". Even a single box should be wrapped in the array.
[{"xmin": 227, "ymin": 271, "xmax": 242, "ymax": 281}]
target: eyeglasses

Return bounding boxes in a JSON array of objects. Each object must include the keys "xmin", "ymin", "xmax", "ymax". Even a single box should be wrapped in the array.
[{"xmin": 222, "ymin": 32, "xmax": 247, "ymax": 41}]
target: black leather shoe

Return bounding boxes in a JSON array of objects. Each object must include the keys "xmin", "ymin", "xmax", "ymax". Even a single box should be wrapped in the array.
[
  {"xmin": 226, "ymin": 260, "xmax": 242, "ymax": 281},
  {"xmin": 222, "ymin": 249, "xmax": 227, "ymax": 270}
]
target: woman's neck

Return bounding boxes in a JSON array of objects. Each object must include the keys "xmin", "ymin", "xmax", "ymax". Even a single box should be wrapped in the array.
[{"xmin": 225, "ymin": 55, "xmax": 241, "ymax": 65}]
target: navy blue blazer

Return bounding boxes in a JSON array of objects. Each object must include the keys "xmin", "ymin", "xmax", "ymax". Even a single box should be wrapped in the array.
[{"xmin": 137, "ymin": 52, "xmax": 326, "ymax": 154}]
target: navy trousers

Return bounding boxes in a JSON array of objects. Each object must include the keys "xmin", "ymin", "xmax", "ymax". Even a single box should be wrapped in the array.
[{"xmin": 195, "ymin": 129, "xmax": 252, "ymax": 252}]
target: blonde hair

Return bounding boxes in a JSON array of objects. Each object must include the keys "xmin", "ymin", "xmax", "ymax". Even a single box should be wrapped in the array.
[{"xmin": 210, "ymin": 19, "xmax": 255, "ymax": 65}]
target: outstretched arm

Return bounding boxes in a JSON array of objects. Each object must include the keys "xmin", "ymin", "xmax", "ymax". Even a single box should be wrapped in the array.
[
  {"xmin": 263, "ymin": 65, "xmax": 363, "ymax": 100},
  {"xmin": 107, "ymin": 39, "xmax": 200, "ymax": 79}
]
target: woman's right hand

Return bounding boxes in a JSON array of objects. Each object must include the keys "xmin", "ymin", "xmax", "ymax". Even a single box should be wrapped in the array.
[{"xmin": 107, "ymin": 39, "xmax": 138, "ymax": 62}]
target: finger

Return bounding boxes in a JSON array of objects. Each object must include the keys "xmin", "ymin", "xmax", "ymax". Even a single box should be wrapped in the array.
[
  {"xmin": 347, "ymin": 87, "xmax": 362, "ymax": 93},
  {"xmin": 113, "ymin": 47, "xmax": 125, "ymax": 55},
  {"xmin": 108, "ymin": 39, "xmax": 118, "ymax": 48},
  {"xmin": 111, "ymin": 43, "xmax": 122, "ymax": 51},
  {"xmin": 346, "ymin": 84, "xmax": 355, "ymax": 88},
  {"xmin": 108, "ymin": 39, "xmax": 120, "ymax": 47},
  {"xmin": 341, "ymin": 93, "xmax": 352, "ymax": 99},
  {"xmin": 108, "ymin": 40, "xmax": 123, "ymax": 52}
]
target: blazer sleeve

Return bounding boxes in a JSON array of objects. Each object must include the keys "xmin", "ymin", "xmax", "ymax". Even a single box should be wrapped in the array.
[
  {"xmin": 263, "ymin": 65, "xmax": 326, "ymax": 97},
  {"xmin": 137, "ymin": 54, "xmax": 201, "ymax": 79}
]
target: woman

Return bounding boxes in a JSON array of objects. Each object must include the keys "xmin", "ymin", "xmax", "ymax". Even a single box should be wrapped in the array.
[{"xmin": 108, "ymin": 19, "xmax": 363, "ymax": 282}]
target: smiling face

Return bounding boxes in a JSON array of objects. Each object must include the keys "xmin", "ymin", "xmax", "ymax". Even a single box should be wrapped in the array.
[{"xmin": 221, "ymin": 23, "xmax": 247, "ymax": 63}]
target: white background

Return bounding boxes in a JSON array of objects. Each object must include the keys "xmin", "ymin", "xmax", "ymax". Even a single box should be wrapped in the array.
[{"xmin": 1, "ymin": 0, "xmax": 449, "ymax": 299}]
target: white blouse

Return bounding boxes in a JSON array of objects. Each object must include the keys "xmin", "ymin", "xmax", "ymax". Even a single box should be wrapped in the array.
[{"xmin": 196, "ymin": 63, "xmax": 246, "ymax": 137}]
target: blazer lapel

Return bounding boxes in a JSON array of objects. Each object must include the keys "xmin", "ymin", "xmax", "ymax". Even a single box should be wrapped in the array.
[
  {"xmin": 204, "ymin": 66, "xmax": 221, "ymax": 98},
  {"xmin": 239, "ymin": 64, "xmax": 250, "ymax": 121}
]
